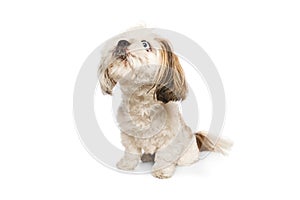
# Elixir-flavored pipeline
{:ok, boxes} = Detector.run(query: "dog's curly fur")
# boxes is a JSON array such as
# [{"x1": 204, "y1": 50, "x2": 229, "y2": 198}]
[{"x1": 98, "y1": 28, "x2": 231, "y2": 178}]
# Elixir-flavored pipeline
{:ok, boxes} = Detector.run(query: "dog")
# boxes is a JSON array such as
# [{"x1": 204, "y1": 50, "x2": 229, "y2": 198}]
[{"x1": 98, "y1": 28, "x2": 231, "y2": 178}]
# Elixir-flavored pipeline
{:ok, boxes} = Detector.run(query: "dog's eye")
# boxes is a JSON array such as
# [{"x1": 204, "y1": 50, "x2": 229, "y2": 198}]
[{"x1": 141, "y1": 40, "x2": 151, "y2": 51}]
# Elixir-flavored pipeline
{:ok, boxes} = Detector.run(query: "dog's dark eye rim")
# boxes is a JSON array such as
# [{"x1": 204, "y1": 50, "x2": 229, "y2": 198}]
[{"x1": 141, "y1": 40, "x2": 151, "y2": 51}]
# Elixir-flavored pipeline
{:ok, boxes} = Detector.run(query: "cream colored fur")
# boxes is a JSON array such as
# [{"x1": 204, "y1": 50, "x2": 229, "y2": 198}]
[{"x1": 98, "y1": 29, "x2": 227, "y2": 178}]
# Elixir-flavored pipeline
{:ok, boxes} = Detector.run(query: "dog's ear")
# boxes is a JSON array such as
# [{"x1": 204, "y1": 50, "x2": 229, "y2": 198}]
[
  {"x1": 153, "y1": 39, "x2": 187, "y2": 103},
  {"x1": 98, "y1": 61, "x2": 116, "y2": 95}
]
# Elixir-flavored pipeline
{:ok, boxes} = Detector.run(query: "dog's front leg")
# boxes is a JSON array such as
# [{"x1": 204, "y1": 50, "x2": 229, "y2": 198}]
[
  {"x1": 116, "y1": 133, "x2": 141, "y2": 171},
  {"x1": 152, "y1": 157, "x2": 176, "y2": 179},
  {"x1": 152, "y1": 146, "x2": 179, "y2": 178},
  {"x1": 152, "y1": 127, "x2": 195, "y2": 178}
]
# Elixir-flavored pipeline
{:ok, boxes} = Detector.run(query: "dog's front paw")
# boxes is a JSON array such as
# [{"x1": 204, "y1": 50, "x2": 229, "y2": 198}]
[
  {"x1": 152, "y1": 163, "x2": 176, "y2": 179},
  {"x1": 116, "y1": 157, "x2": 139, "y2": 171}
]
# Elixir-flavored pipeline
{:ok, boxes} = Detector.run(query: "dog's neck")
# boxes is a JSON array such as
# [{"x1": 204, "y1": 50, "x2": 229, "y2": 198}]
[{"x1": 119, "y1": 78, "x2": 155, "y2": 100}]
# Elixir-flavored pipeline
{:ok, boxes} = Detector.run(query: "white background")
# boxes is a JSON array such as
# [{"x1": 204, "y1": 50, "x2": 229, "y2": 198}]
[{"x1": 0, "y1": 0, "x2": 299, "y2": 199}]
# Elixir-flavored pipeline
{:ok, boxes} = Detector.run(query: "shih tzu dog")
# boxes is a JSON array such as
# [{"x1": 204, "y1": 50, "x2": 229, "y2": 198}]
[{"x1": 98, "y1": 28, "x2": 231, "y2": 178}]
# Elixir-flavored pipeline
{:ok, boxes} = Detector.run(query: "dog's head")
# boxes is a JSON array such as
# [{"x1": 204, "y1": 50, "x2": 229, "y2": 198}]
[{"x1": 98, "y1": 29, "x2": 187, "y2": 103}]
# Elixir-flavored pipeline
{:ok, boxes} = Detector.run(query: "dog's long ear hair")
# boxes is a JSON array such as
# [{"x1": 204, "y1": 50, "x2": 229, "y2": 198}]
[
  {"x1": 98, "y1": 61, "x2": 116, "y2": 95},
  {"x1": 153, "y1": 39, "x2": 187, "y2": 103}
]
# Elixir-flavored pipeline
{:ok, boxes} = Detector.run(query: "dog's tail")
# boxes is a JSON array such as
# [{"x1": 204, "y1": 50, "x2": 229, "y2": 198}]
[{"x1": 195, "y1": 131, "x2": 233, "y2": 155}]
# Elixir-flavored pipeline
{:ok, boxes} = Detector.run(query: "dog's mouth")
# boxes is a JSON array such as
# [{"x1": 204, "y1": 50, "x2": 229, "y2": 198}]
[{"x1": 118, "y1": 54, "x2": 127, "y2": 61}]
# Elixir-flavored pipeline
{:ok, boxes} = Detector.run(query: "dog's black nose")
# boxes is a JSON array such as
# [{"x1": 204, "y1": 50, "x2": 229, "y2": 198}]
[{"x1": 117, "y1": 40, "x2": 130, "y2": 48}]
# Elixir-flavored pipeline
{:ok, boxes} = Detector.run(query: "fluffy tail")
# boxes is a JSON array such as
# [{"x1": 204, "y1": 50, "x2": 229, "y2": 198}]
[{"x1": 195, "y1": 131, "x2": 232, "y2": 155}]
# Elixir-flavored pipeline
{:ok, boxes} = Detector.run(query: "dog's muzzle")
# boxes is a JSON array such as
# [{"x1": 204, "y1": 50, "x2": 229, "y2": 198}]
[{"x1": 113, "y1": 40, "x2": 130, "y2": 59}]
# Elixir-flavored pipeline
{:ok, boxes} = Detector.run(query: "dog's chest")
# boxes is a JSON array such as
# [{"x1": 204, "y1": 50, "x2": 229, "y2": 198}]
[
  {"x1": 117, "y1": 93, "x2": 170, "y2": 138},
  {"x1": 116, "y1": 87, "x2": 181, "y2": 152}
]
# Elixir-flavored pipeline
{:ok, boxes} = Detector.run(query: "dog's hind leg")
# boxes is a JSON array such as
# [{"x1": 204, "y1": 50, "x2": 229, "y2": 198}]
[{"x1": 177, "y1": 137, "x2": 200, "y2": 166}]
